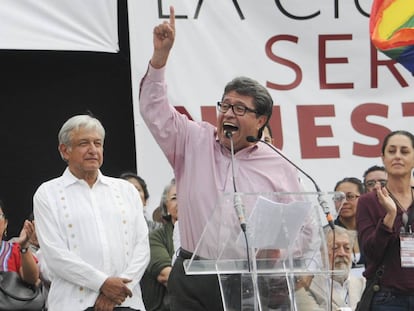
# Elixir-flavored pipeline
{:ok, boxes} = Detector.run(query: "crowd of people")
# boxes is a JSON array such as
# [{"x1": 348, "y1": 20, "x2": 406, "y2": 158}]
[{"x1": 1, "y1": 5, "x2": 414, "y2": 311}]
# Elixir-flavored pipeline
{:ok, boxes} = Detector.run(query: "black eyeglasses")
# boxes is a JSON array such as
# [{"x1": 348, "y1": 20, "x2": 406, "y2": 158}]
[
  {"x1": 217, "y1": 101, "x2": 257, "y2": 116},
  {"x1": 365, "y1": 179, "x2": 387, "y2": 188}
]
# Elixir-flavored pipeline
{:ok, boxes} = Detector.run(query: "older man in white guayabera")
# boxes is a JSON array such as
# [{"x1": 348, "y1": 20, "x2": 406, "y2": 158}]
[{"x1": 295, "y1": 225, "x2": 365, "y2": 311}]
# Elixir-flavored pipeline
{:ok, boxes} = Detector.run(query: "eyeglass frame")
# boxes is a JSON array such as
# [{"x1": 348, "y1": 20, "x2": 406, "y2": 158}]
[
  {"x1": 217, "y1": 101, "x2": 258, "y2": 116},
  {"x1": 344, "y1": 192, "x2": 360, "y2": 201},
  {"x1": 332, "y1": 192, "x2": 360, "y2": 202},
  {"x1": 365, "y1": 179, "x2": 387, "y2": 188}
]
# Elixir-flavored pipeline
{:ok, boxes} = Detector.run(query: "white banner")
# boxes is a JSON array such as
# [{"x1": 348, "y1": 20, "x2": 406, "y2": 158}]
[
  {"x1": 0, "y1": 0, "x2": 119, "y2": 52},
  {"x1": 129, "y1": 0, "x2": 414, "y2": 212}
]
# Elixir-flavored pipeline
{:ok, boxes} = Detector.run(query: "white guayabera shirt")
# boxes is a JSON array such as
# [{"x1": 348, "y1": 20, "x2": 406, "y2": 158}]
[{"x1": 34, "y1": 168, "x2": 150, "y2": 311}]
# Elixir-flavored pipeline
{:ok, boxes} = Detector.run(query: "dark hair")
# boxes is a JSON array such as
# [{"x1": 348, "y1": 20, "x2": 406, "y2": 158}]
[
  {"x1": 223, "y1": 77, "x2": 273, "y2": 139},
  {"x1": 119, "y1": 172, "x2": 149, "y2": 201},
  {"x1": 381, "y1": 130, "x2": 414, "y2": 154},
  {"x1": 334, "y1": 177, "x2": 364, "y2": 195},
  {"x1": 362, "y1": 165, "x2": 385, "y2": 181}
]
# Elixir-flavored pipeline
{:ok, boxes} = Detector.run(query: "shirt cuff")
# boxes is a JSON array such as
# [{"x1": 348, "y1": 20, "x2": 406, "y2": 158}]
[{"x1": 146, "y1": 62, "x2": 166, "y2": 83}]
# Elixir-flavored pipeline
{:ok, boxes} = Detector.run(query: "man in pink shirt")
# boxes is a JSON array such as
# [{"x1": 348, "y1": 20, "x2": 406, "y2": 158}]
[{"x1": 140, "y1": 6, "x2": 303, "y2": 311}]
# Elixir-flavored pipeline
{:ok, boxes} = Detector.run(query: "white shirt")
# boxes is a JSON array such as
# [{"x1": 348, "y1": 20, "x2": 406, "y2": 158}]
[
  {"x1": 33, "y1": 168, "x2": 150, "y2": 311},
  {"x1": 171, "y1": 220, "x2": 181, "y2": 265},
  {"x1": 295, "y1": 274, "x2": 365, "y2": 311},
  {"x1": 332, "y1": 278, "x2": 350, "y2": 307}
]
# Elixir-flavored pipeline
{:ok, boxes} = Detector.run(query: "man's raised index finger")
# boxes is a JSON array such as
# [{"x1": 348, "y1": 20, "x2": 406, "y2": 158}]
[{"x1": 170, "y1": 6, "x2": 175, "y2": 27}]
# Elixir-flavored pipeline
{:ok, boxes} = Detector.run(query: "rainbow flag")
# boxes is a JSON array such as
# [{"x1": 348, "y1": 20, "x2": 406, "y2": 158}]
[{"x1": 370, "y1": 0, "x2": 414, "y2": 75}]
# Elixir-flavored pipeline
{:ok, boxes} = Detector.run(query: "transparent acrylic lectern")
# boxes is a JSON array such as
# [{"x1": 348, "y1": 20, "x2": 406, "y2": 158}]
[{"x1": 183, "y1": 192, "x2": 345, "y2": 311}]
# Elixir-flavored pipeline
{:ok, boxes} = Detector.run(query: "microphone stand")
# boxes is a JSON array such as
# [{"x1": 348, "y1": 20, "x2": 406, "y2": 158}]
[
  {"x1": 226, "y1": 131, "x2": 263, "y2": 311},
  {"x1": 227, "y1": 131, "x2": 247, "y2": 231}
]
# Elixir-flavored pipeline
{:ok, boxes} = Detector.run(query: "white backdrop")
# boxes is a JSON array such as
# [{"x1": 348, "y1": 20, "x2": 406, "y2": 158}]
[
  {"x1": 0, "y1": 1, "x2": 412, "y2": 215},
  {"x1": 129, "y1": 0, "x2": 414, "y2": 214},
  {"x1": 0, "y1": 0, "x2": 119, "y2": 52}
]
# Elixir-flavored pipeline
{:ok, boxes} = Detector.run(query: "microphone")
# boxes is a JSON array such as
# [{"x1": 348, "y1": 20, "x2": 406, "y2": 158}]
[
  {"x1": 246, "y1": 135, "x2": 335, "y2": 229},
  {"x1": 226, "y1": 131, "x2": 247, "y2": 232}
]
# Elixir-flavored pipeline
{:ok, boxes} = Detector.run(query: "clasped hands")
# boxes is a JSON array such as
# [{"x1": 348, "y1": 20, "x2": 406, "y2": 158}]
[
  {"x1": 17, "y1": 220, "x2": 35, "y2": 248},
  {"x1": 94, "y1": 277, "x2": 133, "y2": 311}
]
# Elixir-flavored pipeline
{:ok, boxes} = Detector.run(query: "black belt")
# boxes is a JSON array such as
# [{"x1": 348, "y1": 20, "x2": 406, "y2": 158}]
[{"x1": 178, "y1": 248, "x2": 201, "y2": 260}]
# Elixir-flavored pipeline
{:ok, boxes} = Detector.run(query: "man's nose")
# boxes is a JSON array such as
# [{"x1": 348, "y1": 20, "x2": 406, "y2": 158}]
[
  {"x1": 87, "y1": 143, "x2": 98, "y2": 152},
  {"x1": 335, "y1": 247, "x2": 347, "y2": 257}
]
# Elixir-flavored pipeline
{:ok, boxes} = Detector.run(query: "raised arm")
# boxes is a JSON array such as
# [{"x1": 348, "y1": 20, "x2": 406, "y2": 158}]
[
  {"x1": 375, "y1": 184, "x2": 397, "y2": 229},
  {"x1": 151, "y1": 6, "x2": 175, "y2": 68},
  {"x1": 17, "y1": 220, "x2": 40, "y2": 285}
]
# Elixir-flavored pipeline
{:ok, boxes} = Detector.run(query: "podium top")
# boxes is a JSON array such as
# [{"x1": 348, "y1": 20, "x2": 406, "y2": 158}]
[{"x1": 184, "y1": 192, "x2": 344, "y2": 275}]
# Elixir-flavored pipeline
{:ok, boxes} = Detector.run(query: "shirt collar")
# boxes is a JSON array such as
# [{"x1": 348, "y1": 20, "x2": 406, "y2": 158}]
[
  {"x1": 332, "y1": 274, "x2": 351, "y2": 289},
  {"x1": 62, "y1": 167, "x2": 110, "y2": 187},
  {"x1": 215, "y1": 132, "x2": 259, "y2": 156}
]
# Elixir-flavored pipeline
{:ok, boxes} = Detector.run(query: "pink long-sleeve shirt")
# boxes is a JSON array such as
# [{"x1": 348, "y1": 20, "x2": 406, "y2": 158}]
[{"x1": 139, "y1": 64, "x2": 302, "y2": 252}]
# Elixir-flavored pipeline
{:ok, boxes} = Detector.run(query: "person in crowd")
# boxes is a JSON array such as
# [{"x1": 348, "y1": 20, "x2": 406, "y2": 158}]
[
  {"x1": 139, "y1": 6, "x2": 306, "y2": 311},
  {"x1": 333, "y1": 177, "x2": 365, "y2": 271},
  {"x1": 26, "y1": 213, "x2": 40, "y2": 253},
  {"x1": 0, "y1": 200, "x2": 39, "y2": 285},
  {"x1": 141, "y1": 178, "x2": 177, "y2": 311},
  {"x1": 295, "y1": 225, "x2": 365, "y2": 311},
  {"x1": 357, "y1": 130, "x2": 414, "y2": 310},
  {"x1": 120, "y1": 171, "x2": 162, "y2": 231},
  {"x1": 152, "y1": 206, "x2": 166, "y2": 225},
  {"x1": 362, "y1": 165, "x2": 387, "y2": 193},
  {"x1": 25, "y1": 213, "x2": 49, "y2": 282},
  {"x1": 120, "y1": 172, "x2": 150, "y2": 207},
  {"x1": 33, "y1": 114, "x2": 150, "y2": 311},
  {"x1": 26, "y1": 212, "x2": 52, "y2": 309},
  {"x1": 262, "y1": 123, "x2": 274, "y2": 145}
]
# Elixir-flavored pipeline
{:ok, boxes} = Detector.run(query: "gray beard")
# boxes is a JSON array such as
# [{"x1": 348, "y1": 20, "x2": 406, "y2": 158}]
[{"x1": 333, "y1": 262, "x2": 350, "y2": 284}]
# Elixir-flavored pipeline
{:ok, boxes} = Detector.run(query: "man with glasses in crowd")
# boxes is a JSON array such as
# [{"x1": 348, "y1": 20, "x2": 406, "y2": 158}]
[
  {"x1": 362, "y1": 165, "x2": 387, "y2": 193},
  {"x1": 139, "y1": 6, "x2": 306, "y2": 311}
]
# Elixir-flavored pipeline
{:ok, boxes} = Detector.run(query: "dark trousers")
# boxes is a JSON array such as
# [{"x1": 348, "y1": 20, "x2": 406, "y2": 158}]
[
  {"x1": 371, "y1": 290, "x2": 414, "y2": 311},
  {"x1": 168, "y1": 250, "x2": 290, "y2": 311},
  {"x1": 168, "y1": 253, "x2": 224, "y2": 311}
]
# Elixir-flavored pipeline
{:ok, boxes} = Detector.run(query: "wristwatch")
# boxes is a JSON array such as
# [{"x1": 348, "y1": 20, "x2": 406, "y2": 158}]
[{"x1": 20, "y1": 247, "x2": 29, "y2": 254}]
